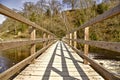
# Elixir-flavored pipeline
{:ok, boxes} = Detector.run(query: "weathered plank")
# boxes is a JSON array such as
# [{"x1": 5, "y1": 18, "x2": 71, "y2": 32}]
[
  {"x1": 67, "y1": 4, "x2": 120, "y2": 34},
  {"x1": 0, "y1": 38, "x2": 53, "y2": 50},
  {"x1": 0, "y1": 4, "x2": 55, "y2": 36},
  {"x1": 0, "y1": 41, "x2": 56, "y2": 80},
  {"x1": 13, "y1": 41, "x2": 104, "y2": 80},
  {"x1": 65, "y1": 38, "x2": 120, "y2": 53}
]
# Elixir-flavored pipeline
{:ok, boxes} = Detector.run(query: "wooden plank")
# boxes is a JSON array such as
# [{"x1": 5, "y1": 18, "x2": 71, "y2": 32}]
[
  {"x1": 0, "y1": 41, "x2": 56, "y2": 80},
  {"x1": 0, "y1": 38, "x2": 53, "y2": 51},
  {"x1": 64, "y1": 41, "x2": 120, "y2": 80},
  {"x1": 84, "y1": 27, "x2": 89, "y2": 64},
  {"x1": 14, "y1": 41, "x2": 104, "y2": 80},
  {"x1": 67, "y1": 4, "x2": 120, "y2": 34},
  {"x1": 65, "y1": 38, "x2": 120, "y2": 53},
  {"x1": 0, "y1": 4, "x2": 55, "y2": 36}
]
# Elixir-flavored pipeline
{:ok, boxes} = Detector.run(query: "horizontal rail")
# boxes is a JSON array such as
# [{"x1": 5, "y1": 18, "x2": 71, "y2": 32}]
[
  {"x1": 65, "y1": 38, "x2": 120, "y2": 52},
  {"x1": 63, "y1": 41, "x2": 120, "y2": 80},
  {"x1": 0, "y1": 4, "x2": 55, "y2": 36},
  {"x1": 67, "y1": 4, "x2": 120, "y2": 34},
  {"x1": 0, "y1": 38, "x2": 53, "y2": 50},
  {"x1": 0, "y1": 40, "x2": 56, "y2": 80}
]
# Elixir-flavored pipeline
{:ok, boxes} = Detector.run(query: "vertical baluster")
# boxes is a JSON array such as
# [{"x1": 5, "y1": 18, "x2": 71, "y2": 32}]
[
  {"x1": 74, "y1": 31, "x2": 77, "y2": 48},
  {"x1": 70, "y1": 33, "x2": 72, "y2": 46},
  {"x1": 47, "y1": 34, "x2": 50, "y2": 44},
  {"x1": 30, "y1": 27, "x2": 36, "y2": 55},
  {"x1": 43, "y1": 33, "x2": 46, "y2": 47},
  {"x1": 84, "y1": 27, "x2": 89, "y2": 64}
]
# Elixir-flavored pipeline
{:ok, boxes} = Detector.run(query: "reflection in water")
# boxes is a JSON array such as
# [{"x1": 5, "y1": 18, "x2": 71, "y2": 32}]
[
  {"x1": 0, "y1": 43, "x2": 43, "y2": 73},
  {"x1": 0, "y1": 46, "x2": 30, "y2": 73},
  {"x1": 0, "y1": 56, "x2": 13, "y2": 73}
]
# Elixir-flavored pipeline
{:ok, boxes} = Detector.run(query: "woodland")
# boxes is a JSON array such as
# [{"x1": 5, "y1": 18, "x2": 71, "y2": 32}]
[{"x1": 0, "y1": 0, "x2": 119, "y2": 42}]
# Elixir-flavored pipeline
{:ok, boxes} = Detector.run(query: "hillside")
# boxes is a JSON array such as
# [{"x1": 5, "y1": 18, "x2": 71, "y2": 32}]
[{"x1": 0, "y1": 1, "x2": 119, "y2": 41}]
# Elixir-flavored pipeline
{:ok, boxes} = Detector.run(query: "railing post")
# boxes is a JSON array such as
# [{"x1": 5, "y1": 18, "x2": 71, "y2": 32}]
[
  {"x1": 43, "y1": 33, "x2": 46, "y2": 47},
  {"x1": 84, "y1": 27, "x2": 89, "y2": 64},
  {"x1": 30, "y1": 27, "x2": 36, "y2": 55},
  {"x1": 70, "y1": 33, "x2": 72, "y2": 46},
  {"x1": 47, "y1": 34, "x2": 50, "y2": 44},
  {"x1": 74, "y1": 31, "x2": 77, "y2": 48},
  {"x1": 65, "y1": 34, "x2": 69, "y2": 43}
]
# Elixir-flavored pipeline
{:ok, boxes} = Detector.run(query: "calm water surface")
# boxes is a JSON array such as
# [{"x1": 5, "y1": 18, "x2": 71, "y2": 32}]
[
  {"x1": 0, "y1": 44, "x2": 43, "y2": 73},
  {"x1": 0, "y1": 46, "x2": 30, "y2": 73}
]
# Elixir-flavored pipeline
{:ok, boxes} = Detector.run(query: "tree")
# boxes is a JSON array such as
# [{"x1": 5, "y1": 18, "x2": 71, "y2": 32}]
[
  {"x1": 96, "y1": 3, "x2": 109, "y2": 14},
  {"x1": 63, "y1": 0, "x2": 78, "y2": 9}
]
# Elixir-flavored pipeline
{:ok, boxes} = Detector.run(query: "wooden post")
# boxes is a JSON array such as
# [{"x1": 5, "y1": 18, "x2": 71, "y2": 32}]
[
  {"x1": 84, "y1": 27, "x2": 89, "y2": 64},
  {"x1": 65, "y1": 34, "x2": 68, "y2": 42},
  {"x1": 74, "y1": 31, "x2": 77, "y2": 48},
  {"x1": 47, "y1": 34, "x2": 50, "y2": 44},
  {"x1": 30, "y1": 27, "x2": 36, "y2": 55},
  {"x1": 70, "y1": 33, "x2": 72, "y2": 46},
  {"x1": 43, "y1": 33, "x2": 46, "y2": 47}
]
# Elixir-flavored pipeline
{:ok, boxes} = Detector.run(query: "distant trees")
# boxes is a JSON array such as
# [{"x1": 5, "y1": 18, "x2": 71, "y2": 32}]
[
  {"x1": 0, "y1": 0, "x2": 119, "y2": 41},
  {"x1": 63, "y1": 0, "x2": 75, "y2": 9},
  {"x1": 96, "y1": 3, "x2": 109, "y2": 14}
]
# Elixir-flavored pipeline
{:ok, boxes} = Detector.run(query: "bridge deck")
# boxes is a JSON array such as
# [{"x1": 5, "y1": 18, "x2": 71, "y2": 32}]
[{"x1": 14, "y1": 41, "x2": 104, "y2": 80}]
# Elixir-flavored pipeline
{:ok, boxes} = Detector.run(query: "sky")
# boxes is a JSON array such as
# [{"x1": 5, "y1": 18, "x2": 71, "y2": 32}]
[
  {"x1": 0, "y1": 0, "x2": 39, "y2": 24},
  {"x1": 0, "y1": 0, "x2": 102, "y2": 24}
]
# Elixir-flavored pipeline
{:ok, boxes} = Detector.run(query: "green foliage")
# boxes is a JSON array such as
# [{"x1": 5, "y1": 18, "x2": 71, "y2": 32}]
[
  {"x1": 96, "y1": 3, "x2": 109, "y2": 14},
  {"x1": 0, "y1": 0, "x2": 119, "y2": 42}
]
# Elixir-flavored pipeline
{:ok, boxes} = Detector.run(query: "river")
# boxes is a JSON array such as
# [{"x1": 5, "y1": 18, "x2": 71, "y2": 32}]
[{"x1": 0, "y1": 45, "x2": 120, "y2": 77}]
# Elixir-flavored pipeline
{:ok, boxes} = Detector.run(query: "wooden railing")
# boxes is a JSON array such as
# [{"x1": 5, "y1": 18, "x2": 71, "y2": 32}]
[
  {"x1": 0, "y1": 3, "x2": 120, "y2": 80},
  {"x1": 63, "y1": 4, "x2": 120, "y2": 80},
  {"x1": 0, "y1": 38, "x2": 54, "y2": 50},
  {"x1": 0, "y1": 4, "x2": 55, "y2": 36},
  {"x1": 0, "y1": 41, "x2": 56, "y2": 80},
  {"x1": 0, "y1": 3, "x2": 56, "y2": 80}
]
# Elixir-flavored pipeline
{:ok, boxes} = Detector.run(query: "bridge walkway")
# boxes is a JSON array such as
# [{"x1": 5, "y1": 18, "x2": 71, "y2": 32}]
[{"x1": 14, "y1": 41, "x2": 104, "y2": 80}]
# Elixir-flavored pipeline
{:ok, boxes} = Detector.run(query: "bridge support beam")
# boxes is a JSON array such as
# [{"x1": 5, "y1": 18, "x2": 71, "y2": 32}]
[
  {"x1": 84, "y1": 27, "x2": 89, "y2": 64},
  {"x1": 30, "y1": 27, "x2": 36, "y2": 55},
  {"x1": 74, "y1": 31, "x2": 77, "y2": 48},
  {"x1": 43, "y1": 33, "x2": 46, "y2": 47},
  {"x1": 70, "y1": 33, "x2": 72, "y2": 46}
]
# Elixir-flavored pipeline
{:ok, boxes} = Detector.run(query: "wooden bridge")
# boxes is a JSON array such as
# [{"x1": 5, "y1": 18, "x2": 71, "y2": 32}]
[{"x1": 0, "y1": 3, "x2": 120, "y2": 80}]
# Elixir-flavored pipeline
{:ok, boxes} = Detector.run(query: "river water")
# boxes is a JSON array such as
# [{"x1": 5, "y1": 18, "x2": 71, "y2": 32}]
[
  {"x1": 0, "y1": 45, "x2": 120, "y2": 77},
  {"x1": 90, "y1": 48, "x2": 120, "y2": 76},
  {"x1": 0, "y1": 43, "x2": 43, "y2": 73}
]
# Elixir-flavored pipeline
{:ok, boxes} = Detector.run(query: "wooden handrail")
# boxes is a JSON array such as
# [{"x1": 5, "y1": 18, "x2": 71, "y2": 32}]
[
  {"x1": 65, "y1": 38, "x2": 120, "y2": 53},
  {"x1": 67, "y1": 4, "x2": 120, "y2": 34},
  {"x1": 0, "y1": 4, "x2": 55, "y2": 36},
  {"x1": 0, "y1": 38, "x2": 54, "y2": 50},
  {"x1": 63, "y1": 41, "x2": 120, "y2": 80},
  {"x1": 0, "y1": 40, "x2": 56, "y2": 80}
]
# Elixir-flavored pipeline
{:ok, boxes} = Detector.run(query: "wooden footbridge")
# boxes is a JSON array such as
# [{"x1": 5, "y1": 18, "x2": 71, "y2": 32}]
[{"x1": 0, "y1": 3, "x2": 120, "y2": 80}]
